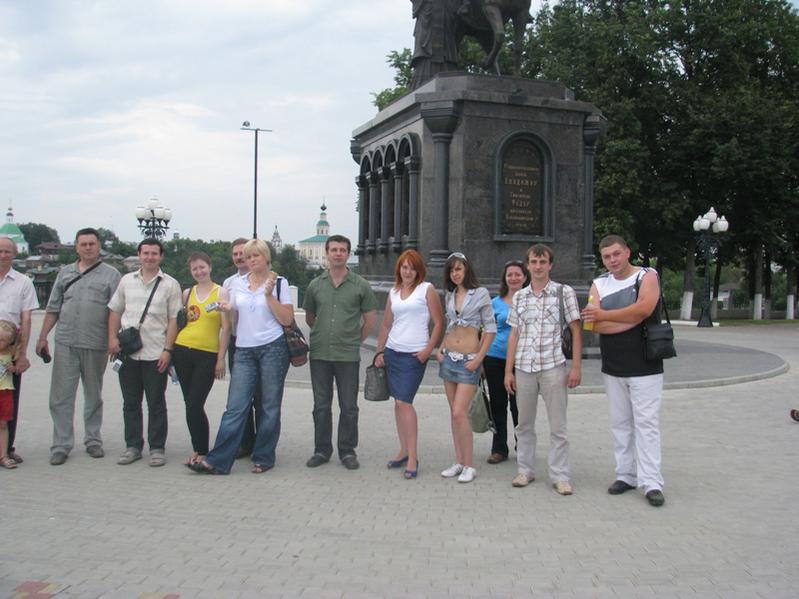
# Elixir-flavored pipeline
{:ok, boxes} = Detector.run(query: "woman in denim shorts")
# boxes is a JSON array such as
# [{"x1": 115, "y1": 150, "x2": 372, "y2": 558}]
[
  {"x1": 435, "y1": 253, "x2": 496, "y2": 483},
  {"x1": 375, "y1": 250, "x2": 444, "y2": 479}
]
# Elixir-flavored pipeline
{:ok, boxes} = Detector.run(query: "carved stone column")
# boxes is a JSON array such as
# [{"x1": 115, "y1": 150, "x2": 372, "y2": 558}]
[
  {"x1": 405, "y1": 157, "x2": 420, "y2": 250},
  {"x1": 379, "y1": 166, "x2": 392, "y2": 254},
  {"x1": 582, "y1": 114, "x2": 602, "y2": 279},
  {"x1": 391, "y1": 162, "x2": 404, "y2": 252},
  {"x1": 356, "y1": 174, "x2": 368, "y2": 256},
  {"x1": 421, "y1": 101, "x2": 461, "y2": 267},
  {"x1": 367, "y1": 171, "x2": 379, "y2": 254}
]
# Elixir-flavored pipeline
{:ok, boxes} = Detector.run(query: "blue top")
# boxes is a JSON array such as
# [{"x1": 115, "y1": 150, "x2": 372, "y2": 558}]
[{"x1": 487, "y1": 295, "x2": 511, "y2": 360}]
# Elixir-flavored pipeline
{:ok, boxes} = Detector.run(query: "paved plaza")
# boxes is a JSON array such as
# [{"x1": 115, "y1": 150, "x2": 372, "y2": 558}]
[{"x1": 1, "y1": 312, "x2": 797, "y2": 598}]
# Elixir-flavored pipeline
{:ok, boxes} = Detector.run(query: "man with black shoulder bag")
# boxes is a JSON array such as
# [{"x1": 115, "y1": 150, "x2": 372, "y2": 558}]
[
  {"x1": 582, "y1": 234, "x2": 667, "y2": 508},
  {"x1": 108, "y1": 238, "x2": 181, "y2": 467}
]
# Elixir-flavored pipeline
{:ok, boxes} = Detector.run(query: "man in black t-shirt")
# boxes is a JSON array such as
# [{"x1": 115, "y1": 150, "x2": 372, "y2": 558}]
[{"x1": 582, "y1": 235, "x2": 665, "y2": 508}]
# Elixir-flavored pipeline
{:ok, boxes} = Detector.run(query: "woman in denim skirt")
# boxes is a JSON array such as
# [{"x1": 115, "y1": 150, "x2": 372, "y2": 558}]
[
  {"x1": 435, "y1": 253, "x2": 496, "y2": 483},
  {"x1": 375, "y1": 250, "x2": 444, "y2": 479},
  {"x1": 190, "y1": 239, "x2": 293, "y2": 475}
]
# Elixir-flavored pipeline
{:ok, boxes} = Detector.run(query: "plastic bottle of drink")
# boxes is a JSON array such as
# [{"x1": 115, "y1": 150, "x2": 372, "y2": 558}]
[{"x1": 583, "y1": 295, "x2": 595, "y2": 331}]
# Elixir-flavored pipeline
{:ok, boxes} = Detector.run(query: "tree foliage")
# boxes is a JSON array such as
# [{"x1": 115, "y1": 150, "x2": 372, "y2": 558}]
[{"x1": 19, "y1": 222, "x2": 60, "y2": 248}]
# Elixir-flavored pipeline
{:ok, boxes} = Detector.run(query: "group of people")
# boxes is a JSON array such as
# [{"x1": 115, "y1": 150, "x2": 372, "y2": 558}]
[{"x1": 3, "y1": 229, "x2": 667, "y2": 506}]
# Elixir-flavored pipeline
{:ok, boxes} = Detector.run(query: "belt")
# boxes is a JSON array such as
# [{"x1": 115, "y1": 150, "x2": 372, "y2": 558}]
[{"x1": 443, "y1": 348, "x2": 478, "y2": 362}]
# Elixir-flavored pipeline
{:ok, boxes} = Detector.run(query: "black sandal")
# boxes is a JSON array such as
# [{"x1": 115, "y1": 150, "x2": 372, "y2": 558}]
[
  {"x1": 189, "y1": 460, "x2": 220, "y2": 474},
  {"x1": 251, "y1": 463, "x2": 273, "y2": 474},
  {"x1": 791, "y1": 409, "x2": 799, "y2": 423}
]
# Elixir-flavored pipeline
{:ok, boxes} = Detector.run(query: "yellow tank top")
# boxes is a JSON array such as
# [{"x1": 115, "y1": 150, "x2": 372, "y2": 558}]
[{"x1": 175, "y1": 285, "x2": 222, "y2": 353}]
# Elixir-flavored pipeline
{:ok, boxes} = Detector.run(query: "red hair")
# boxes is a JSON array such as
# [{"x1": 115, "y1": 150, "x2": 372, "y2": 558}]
[{"x1": 394, "y1": 250, "x2": 426, "y2": 289}]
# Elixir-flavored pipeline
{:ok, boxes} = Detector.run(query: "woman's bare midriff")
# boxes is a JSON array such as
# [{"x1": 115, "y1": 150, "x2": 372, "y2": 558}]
[{"x1": 443, "y1": 325, "x2": 480, "y2": 354}]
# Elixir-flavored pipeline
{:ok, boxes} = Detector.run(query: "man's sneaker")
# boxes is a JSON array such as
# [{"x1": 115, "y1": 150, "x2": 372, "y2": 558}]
[
  {"x1": 86, "y1": 445, "x2": 104, "y2": 459},
  {"x1": 512, "y1": 473, "x2": 534, "y2": 487},
  {"x1": 306, "y1": 454, "x2": 330, "y2": 468},
  {"x1": 607, "y1": 480, "x2": 635, "y2": 495},
  {"x1": 553, "y1": 481, "x2": 573, "y2": 495},
  {"x1": 149, "y1": 450, "x2": 166, "y2": 467},
  {"x1": 341, "y1": 455, "x2": 360, "y2": 470},
  {"x1": 49, "y1": 452, "x2": 68, "y2": 466},
  {"x1": 441, "y1": 463, "x2": 464, "y2": 478},
  {"x1": 457, "y1": 466, "x2": 477, "y2": 483},
  {"x1": 117, "y1": 448, "x2": 142, "y2": 465},
  {"x1": 646, "y1": 489, "x2": 665, "y2": 507}
]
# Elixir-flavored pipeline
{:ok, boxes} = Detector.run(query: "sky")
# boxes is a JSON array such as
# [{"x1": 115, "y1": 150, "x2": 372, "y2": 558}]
[{"x1": 0, "y1": 0, "x2": 427, "y2": 246}]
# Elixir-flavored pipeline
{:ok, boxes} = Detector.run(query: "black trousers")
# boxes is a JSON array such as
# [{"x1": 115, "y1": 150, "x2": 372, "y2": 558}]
[
  {"x1": 483, "y1": 356, "x2": 518, "y2": 457},
  {"x1": 228, "y1": 338, "x2": 262, "y2": 455},
  {"x1": 6, "y1": 372, "x2": 21, "y2": 454},
  {"x1": 118, "y1": 359, "x2": 168, "y2": 452},
  {"x1": 173, "y1": 346, "x2": 217, "y2": 454}
]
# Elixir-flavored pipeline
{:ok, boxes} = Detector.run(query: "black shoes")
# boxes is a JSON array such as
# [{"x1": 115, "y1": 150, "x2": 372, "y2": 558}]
[
  {"x1": 646, "y1": 490, "x2": 665, "y2": 507},
  {"x1": 607, "y1": 480, "x2": 636, "y2": 495},
  {"x1": 305, "y1": 454, "x2": 330, "y2": 468},
  {"x1": 341, "y1": 455, "x2": 360, "y2": 470}
]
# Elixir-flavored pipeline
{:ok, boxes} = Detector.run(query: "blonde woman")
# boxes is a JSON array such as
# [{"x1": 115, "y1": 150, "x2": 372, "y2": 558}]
[{"x1": 191, "y1": 239, "x2": 293, "y2": 475}]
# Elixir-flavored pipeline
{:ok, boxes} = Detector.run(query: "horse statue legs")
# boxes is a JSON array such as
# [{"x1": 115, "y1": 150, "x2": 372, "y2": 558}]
[{"x1": 480, "y1": 2, "x2": 506, "y2": 72}]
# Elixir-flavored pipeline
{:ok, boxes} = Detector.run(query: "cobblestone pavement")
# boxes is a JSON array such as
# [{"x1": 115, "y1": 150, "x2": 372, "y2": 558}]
[{"x1": 1, "y1": 313, "x2": 796, "y2": 598}]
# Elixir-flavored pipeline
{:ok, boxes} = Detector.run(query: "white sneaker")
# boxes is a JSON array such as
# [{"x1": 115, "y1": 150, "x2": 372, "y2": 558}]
[
  {"x1": 457, "y1": 466, "x2": 477, "y2": 483},
  {"x1": 441, "y1": 463, "x2": 464, "y2": 478}
]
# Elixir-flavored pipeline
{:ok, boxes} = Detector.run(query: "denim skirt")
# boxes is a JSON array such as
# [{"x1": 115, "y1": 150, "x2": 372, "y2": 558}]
[
  {"x1": 385, "y1": 347, "x2": 426, "y2": 404},
  {"x1": 438, "y1": 351, "x2": 481, "y2": 385}
]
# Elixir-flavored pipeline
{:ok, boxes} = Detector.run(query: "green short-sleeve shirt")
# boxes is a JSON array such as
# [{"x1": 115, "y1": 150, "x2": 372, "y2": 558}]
[{"x1": 303, "y1": 269, "x2": 378, "y2": 362}]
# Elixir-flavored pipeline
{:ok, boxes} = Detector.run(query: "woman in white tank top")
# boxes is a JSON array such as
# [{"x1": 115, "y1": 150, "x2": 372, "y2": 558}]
[{"x1": 375, "y1": 250, "x2": 444, "y2": 479}]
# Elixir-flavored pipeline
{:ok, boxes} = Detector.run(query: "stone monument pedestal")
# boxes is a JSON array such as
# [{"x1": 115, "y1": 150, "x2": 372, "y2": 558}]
[{"x1": 351, "y1": 72, "x2": 603, "y2": 292}]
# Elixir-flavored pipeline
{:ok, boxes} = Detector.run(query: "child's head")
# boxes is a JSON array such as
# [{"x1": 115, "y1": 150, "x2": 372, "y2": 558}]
[{"x1": 0, "y1": 320, "x2": 17, "y2": 351}]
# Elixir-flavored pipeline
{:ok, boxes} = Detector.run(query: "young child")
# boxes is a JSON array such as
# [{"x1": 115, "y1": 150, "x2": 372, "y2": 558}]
[{"x1": 0, "y1": 320, "x2": 18, "y2": 469}]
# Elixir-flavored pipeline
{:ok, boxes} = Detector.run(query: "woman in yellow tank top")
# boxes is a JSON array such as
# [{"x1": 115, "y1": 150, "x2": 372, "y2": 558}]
[{"x1": 173, "y1": 252, "x2": 231, "y2": 467}]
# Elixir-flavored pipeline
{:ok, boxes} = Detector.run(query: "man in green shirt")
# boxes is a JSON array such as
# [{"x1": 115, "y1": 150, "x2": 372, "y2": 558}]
[{"x1": 303, "y1": 235, "x2": 377, "y2": 470}]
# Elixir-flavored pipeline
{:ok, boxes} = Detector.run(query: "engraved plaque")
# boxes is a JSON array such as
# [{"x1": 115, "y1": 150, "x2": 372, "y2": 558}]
[{"x1": 500, "y1": 139, "x2": 543, "y2": 236}]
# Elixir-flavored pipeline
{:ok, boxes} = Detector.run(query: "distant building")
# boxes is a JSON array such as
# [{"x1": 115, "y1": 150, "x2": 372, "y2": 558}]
[
  {"x1": 270, "y1": 225, "x2": 283, "y2": 253},
  {"x1": 298, "y1": 204, "x2": 330, "y2": 268},
  {"x1": 0, "y1": 205, "x2": 29, "y2": 254}
]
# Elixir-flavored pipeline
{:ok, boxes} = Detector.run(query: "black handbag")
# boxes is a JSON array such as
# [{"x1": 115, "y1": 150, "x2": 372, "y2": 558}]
[
  {"x1": 118, "y1": 277, "x2": 161, "y2": 356},
  {"x1": 364, "y1": 353, "x2": 390, "y2": 401},
  {"x1": 176, "y1": 286, "x2": 191, "y2": 331},
  {"x1": 276, "y1": 277, "x2": 309, "y2": 367},
  {"x1": 557, "y1": 284, "x2": 573, "y2": 360},
  {"x1": 635, "y1": 270, "x2": 677, "y2": 361}
]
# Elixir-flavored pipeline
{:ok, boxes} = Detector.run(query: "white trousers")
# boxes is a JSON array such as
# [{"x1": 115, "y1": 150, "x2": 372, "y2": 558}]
[
  {"x1": 603, "y1": 373, "x2": 664, "y2": 493},
  {"x1": 515, "y1": 365, "x2": 570, "y2": 483}
]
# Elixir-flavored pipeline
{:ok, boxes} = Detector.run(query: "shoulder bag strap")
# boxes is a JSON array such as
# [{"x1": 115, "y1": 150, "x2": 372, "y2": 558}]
[
  {"x1": 634, "y1": 268, "x2": 670, "y2": 324},
  {"x1": 557, "y1": 283, "x2": 564, "y2": 330},
  {"x1": 138, "y1": 276, "x2": 162, "y2": 326},
  {"x1": 62, "y1": 260, "x2": 104, "y2": 294}
]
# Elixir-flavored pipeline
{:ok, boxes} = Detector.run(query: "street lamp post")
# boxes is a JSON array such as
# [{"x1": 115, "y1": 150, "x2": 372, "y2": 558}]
[
  {"x1": 693, "y1": 207, "x2": 730, "y2": 327},
  {"x1": 241, "y1": 121, "x2": 272, "y2": 239},
  {"x1": 135, "y1": 198, "x2": 172, "y2": 239}
]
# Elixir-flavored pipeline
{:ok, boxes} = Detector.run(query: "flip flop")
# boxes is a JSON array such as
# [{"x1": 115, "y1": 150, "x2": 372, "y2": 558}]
[
  {"x1": 251, "y1": 463, "x2": 273, "y2": 474},
  {"x1": 0, "y1": 456, "x2": 18, "y2": 469}
]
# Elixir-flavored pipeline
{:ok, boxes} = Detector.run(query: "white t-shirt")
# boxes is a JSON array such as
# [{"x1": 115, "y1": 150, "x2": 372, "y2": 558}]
[
  {"x1": 230, "y1": 275, "x2": 292, "y2": 347},
  {"x1": 386, "y1": 282, "x2": 432, "y2": 353}
]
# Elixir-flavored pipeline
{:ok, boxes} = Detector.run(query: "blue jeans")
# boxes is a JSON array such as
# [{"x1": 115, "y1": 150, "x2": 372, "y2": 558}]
[{"x1": 206, "y1": 336, "x2": 289, "y2": 473}]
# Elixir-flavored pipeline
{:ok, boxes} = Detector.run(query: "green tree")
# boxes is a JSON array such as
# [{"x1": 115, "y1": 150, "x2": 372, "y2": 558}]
[{"x1": 19, "y1": 222, "x2": 60, "y2": 248}]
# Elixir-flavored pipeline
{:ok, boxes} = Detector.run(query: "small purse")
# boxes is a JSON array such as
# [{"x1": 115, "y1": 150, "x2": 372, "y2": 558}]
[
  {"x1": 557, "y1": 284, "x2": 573, "y2": 360},
  {"x1": 176, "y1": 287, "x2": 192, "y2": 331},
  {"x1": 636, "y1": 270, "x2": 677, "y2": 361},
  {"x1": 468, "y1": 376, "x2": 496, "y2": 434},
  {"x1": 364, "y1": 353, "x2": 389, "y2": 401},
  {"x1": 118, "y1": 277, "x2": 161, "y2": 356},
  {"x1": 275, "y1": 277, "x2": 309, "y2": 367}
]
